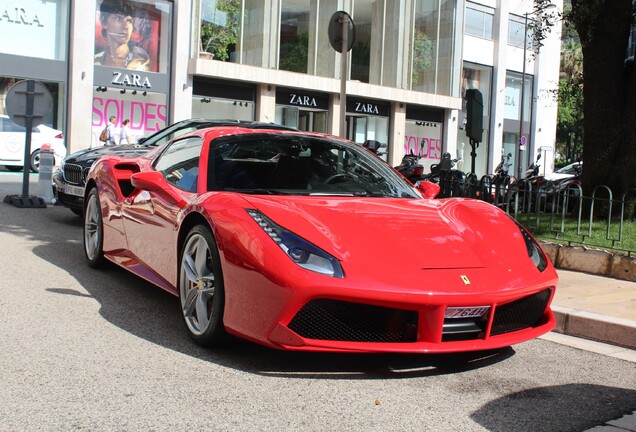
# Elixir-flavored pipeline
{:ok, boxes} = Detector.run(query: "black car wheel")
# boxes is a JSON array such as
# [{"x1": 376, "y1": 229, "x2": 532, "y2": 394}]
[
  {"x1": 179, "y1": 225, "x2": 227, "y2": 347},
  {"x1": 29, "y1": 150, "x2": 40, "y2": 173},
  {"x1": 83, "y1": 188, "x2": 105, "y2": 268}
]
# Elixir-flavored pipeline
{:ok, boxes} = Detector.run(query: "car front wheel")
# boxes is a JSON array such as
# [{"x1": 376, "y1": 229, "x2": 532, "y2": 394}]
[
  {"x1": 83, "y1": 187, "x2": 105, "y2": 268},
  {"x1": 179, "y1": 225, "x2": 227, "y2": 347}
]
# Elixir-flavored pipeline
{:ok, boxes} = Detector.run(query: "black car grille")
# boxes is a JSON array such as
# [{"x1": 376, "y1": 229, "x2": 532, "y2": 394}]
[
  {"x1": 63, "y1": 163, "x2": 87, "y2": 186},
  {"x1": 288, "y1": 299, "x2": 418, "y2": 343},
  {"x1": 490, "y1": 289, "x2": 551, "y2": 336}
]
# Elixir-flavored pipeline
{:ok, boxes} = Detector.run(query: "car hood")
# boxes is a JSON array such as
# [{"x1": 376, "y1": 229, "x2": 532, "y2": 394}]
[
  {"x1": 242, "y1": 196, "x2": 529, "y2": 274},
  {"x1": 64, "y1": 144, "x2": 153, "y2": 166}
]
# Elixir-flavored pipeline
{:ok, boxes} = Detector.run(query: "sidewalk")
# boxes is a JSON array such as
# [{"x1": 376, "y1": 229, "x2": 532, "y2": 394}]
[{"x1": 552, "y1": 269, "x2": 636, "y2": 351}]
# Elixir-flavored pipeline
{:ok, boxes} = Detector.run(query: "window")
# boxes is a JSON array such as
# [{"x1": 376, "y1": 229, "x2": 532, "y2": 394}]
[
  {"x1": 465, "y1": 4, "x2": 494, "y2": 39},
  {"x1": 508, "y1": 15, "x2": 532, "y2": 49},
  {"x1": 154, "y1": 137, "x2": 202, "y2": 192}
]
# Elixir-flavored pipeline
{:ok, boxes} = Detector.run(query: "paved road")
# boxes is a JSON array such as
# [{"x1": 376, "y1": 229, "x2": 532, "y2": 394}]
[{"x1": 0, "y1": 172, "x2": 635, "y2": 431}]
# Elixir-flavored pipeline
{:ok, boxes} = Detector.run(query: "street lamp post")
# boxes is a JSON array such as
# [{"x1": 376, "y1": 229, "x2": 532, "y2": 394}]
[{"x1": 517, "y1": 12, "x2": 529, "y2": 181}]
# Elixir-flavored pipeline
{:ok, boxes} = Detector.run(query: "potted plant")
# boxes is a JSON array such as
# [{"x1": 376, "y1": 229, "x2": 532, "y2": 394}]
[{"x1": 199, "y1": 0, "x2": 240, "y2": 61}]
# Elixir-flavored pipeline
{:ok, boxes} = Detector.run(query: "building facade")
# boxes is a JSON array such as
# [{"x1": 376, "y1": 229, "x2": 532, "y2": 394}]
[{"x1": 0, "y1": 0, "x2": 562, "y2": 178}]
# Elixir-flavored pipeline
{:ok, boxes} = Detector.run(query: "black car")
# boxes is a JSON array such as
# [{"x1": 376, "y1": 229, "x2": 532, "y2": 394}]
[{"x1": 53, "y1": 119, "x2": 296, "y2": 215}]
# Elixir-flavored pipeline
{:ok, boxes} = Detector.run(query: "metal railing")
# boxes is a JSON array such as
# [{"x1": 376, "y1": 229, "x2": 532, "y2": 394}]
[{"x1": 431, "y1": 173, "x2": 636, "y2": 256}]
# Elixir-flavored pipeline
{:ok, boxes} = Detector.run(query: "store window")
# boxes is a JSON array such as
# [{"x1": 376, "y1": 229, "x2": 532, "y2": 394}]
[
  {"x1": 275, "y1": 89, "x2": 328, "y2": 132},
  {"x1": 504, "y1": 71, "x2": 533, "y2": 123},
  {"x1": 0, "y1": 0, "x2": 69, "y2": 60},
  {"x1": 405, "y1": 105, "x2": 444, "y2": 174},
  {"x1": 411, "y1": 0, "x2": 460, "y2": 96},
  {"x1": 279, "y1": 1, "x2": 310, "y2": 73},
  {"x1": 199, "y1": 0, "x2": 240, "y2": 62},
  {"x1": 346, "y1": 98, "x2": 389, "y2": 161},
  {"x1": 192, "y1": 78, "x2": 255, "y2": 121},
  {"x1": 503, "y1": 71, "x2": 534, "y2": 177},
  {"x1": 457, "y1": 63, "x2": 492, "y2": 177},
  {"x1": 465, "y1": 3, "x2": 494, "y2": 40},
  {"x1": 508, "y1": 15, "x2": 532, "y2": 49},
  {"x1": 93, "y1": 0, "x2": 172, "y2": 147},
  {"x1": 350, "y1": 0, "x2": 373, "y2": 83},
  {"x1": 92, "y1": 88, "x2": 167, "y2": 147},
  {"x1": 404, "y1": 119, "x2": 443, "y2": 175}
]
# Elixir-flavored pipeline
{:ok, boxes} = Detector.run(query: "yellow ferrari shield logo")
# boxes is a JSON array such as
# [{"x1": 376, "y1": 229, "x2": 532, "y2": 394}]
[{"x1": 460, "y1": 275, "x2": 471, "y2": 285}]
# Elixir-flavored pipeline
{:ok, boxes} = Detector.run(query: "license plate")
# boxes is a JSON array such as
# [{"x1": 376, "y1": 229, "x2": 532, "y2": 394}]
[
  {"x1": 444, "y1": 306, "x2": 490, "y2": 319},
  {"x1": 64, "y1": 184, "x2": 84, "y2": 197}
]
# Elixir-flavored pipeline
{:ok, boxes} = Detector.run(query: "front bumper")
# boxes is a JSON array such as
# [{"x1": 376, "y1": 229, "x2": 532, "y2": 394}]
[{"x1": 52, "y1": 168, "x2": 84, "y2": 212}]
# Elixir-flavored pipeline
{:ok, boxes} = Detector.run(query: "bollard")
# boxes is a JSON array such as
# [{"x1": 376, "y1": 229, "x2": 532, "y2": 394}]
[{"x1": 38, "y1": 144, "x2": 55, "y2": 204}]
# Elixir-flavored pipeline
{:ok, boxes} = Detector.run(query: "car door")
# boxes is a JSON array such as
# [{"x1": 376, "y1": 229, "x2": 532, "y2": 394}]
[{"x1": 122, "y1": 136, "x2": 203, "y2": 287}]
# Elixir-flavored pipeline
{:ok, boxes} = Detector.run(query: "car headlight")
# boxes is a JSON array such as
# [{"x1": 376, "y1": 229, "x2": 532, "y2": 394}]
[
  {"x1": 246, "y1": 209, "x2": 344, "y2": 278},
  {"x1": 513, "y1": 219, "x2": 548, "y2": 272}
]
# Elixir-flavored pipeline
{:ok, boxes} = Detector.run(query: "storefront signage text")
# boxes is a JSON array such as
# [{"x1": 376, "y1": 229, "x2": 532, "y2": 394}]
[
  {"x1": 289, "y1": 93, "x2": 317, "y2": 107},
  {"x1": 347, "y1": 99, "x2": 389, "y2": 117},
  {"x1": 111, "y1": 72, "x2": 152, "y2": 89},
  {"x1": 354, "y1": 102, "x2": 379, "y2": 115},
  {"x1": 404, "y1": 135, "x2": 442, "y2": 160},
  {"x1": 93, "y1": 97, "x2": 167, "y2": 132},
  {"x1": 0, "y1": 6, "x2": 44, "y2": 27}
]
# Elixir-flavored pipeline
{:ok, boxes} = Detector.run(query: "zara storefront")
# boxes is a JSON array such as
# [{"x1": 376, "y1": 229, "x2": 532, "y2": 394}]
[
  {"x1": 3, "y1": 0, "x2": 462, "y2": 168},
  {"x1": 0, "y1": 0, "x2": 69, "y2": 136}
]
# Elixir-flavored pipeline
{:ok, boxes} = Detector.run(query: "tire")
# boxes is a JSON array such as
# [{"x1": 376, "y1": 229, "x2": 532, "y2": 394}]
[
  {"x1": 29, "y1": 150, "x2": 40, "y2": 173},
  {"x1": 71, "y1": 208, "x2": 83, "y2": 216},
  {"x1": 83, "y1": 188, "x2": 105, "y2": 268},
  {"x1": 179, "y1": 225, "x2": 227, "y2": 347}
]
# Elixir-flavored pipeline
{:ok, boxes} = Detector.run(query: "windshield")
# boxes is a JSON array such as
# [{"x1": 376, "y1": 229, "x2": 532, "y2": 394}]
[
  {"x1": 207, "y1": 133, "x2": 419, "y2": 198},
  {"x1": 556, "y1": 163, "x2": 582, "y2": 175}
]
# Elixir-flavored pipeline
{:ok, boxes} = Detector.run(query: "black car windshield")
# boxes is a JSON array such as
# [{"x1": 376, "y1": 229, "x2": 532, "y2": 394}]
[{"x1": 207, "y1": 133, "x2": 419, "y2": 198}]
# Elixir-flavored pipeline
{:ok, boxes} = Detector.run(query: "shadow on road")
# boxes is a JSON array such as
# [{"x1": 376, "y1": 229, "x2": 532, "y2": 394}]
[
  {"x1": 471, "y1": 383, "x2": 636, "y2": 432},
  {"x1": 1, "y1": 175, "x2": 515, "y2": 379}
]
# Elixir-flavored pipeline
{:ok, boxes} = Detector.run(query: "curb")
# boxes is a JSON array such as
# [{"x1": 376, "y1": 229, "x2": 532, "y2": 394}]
[
  {"x1": 552, "y1": 306, "x2": 636, "y2": 350},
  {"x1": 541, "y1": 242, "x2": 636, "y2": 282}
]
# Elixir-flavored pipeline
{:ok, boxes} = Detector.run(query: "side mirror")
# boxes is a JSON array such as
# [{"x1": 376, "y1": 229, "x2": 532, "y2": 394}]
[
  {"x1": 130, "y1": 171, "x2": 186, "y2": 206},
  {"x1": 131, "y1": 170, "x2": 165, "y2": 192},
  {"x1": 417, "y1": 181, "x2": 440, "y2": 199}
]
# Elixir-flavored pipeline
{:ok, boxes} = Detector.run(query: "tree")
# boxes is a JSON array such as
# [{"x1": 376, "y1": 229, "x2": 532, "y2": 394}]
[
  {"x1": 541, "y1": 0, "x2": 635, "y2": 195},
  {"x1": 556, "y1": 38, "x2": 584, "y2": 164}
]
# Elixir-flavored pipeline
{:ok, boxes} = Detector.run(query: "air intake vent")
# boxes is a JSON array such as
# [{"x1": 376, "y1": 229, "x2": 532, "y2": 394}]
[
  {"x1": 288, "y1": 299, "x2": 418, "y2": 343},
  {"x1": 490, "y1": 289, "x2": 551, "y2": 336}
]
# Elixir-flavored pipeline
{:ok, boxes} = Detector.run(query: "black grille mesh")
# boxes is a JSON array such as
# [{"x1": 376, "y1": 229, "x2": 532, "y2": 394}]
[
  {"x1": 288, "y1": 299, "x2": 418, "y2": 343},
  {"x1": 490, "y1": 289, "x2": 551, "y2": 336},
  {"x1": 63, "y1": 163, "x2": 86, "y2": 185}
]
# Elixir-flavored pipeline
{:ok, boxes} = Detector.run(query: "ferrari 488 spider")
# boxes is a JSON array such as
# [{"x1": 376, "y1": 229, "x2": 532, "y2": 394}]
[{"x1": 83, "y1": 125, "x2": 557, "y2": 353}]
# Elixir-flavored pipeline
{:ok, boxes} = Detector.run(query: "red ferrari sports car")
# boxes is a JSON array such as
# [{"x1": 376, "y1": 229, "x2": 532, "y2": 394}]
[{"x1": 83, "y1": 125, "x2": 558, "y2": 353}]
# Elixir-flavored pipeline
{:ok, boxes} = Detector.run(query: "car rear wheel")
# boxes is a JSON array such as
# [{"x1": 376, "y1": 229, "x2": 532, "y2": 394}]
[
  {"x1": 83, "y1": 188, "x2": 105, "y2": 268},
  {"x1": 179, "y1": 225, "x2": 227, "y2": 347}
]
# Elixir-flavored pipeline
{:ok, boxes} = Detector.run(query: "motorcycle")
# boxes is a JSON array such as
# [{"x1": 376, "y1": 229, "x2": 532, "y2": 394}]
[
  {"x1": 394, "y1": 152, "x2": 425, "y2": 184},
  {"x1": 490, "y1": 152, "x2": 514, "y2": 206}
]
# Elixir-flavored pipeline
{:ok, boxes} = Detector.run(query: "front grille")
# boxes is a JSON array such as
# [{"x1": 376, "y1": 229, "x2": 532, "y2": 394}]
[
  {"x1": 288, "y1": 299, "x2": 418, "y2": 343},
  {"x1": 490, "y1": 289, "x2": 551, "y2": 336},
  {"x1": 63, "y1": 163, "x2": 87, "y2": 185}
]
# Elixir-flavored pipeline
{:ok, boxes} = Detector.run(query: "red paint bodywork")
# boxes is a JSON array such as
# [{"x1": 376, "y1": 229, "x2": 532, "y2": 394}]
[{"x1": 85, "y1": 127, "x2": 558, "y2": 353}]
